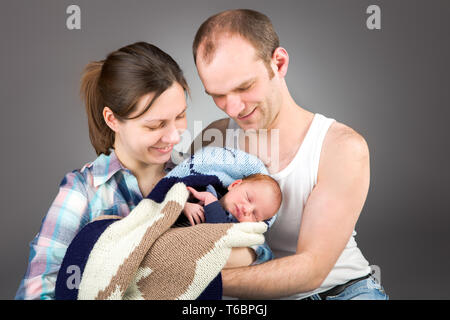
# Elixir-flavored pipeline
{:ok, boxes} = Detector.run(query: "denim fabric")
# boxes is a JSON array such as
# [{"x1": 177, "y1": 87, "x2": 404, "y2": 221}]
[{"x1": 306, "y1": 276, "x2": 389, "y2": 300}]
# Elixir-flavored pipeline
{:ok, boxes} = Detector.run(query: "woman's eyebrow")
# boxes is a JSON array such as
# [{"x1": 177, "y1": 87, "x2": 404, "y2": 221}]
[{"x1": 143, "y1": 106, "x2": 187, "y2": 122}]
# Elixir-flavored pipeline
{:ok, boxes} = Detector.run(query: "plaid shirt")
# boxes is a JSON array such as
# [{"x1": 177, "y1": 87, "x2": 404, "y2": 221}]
[
  {"x1": 15, "y1": 149, "x2": 270, "y2": 299},
  {"x1": 15, "y1": 150, "x2": 151, "y2": 300}
]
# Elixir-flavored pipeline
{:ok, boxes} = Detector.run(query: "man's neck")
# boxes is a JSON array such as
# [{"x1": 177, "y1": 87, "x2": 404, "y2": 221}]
[{"x1": 239, "y1": 91, "x2": 313, "y2": 173}]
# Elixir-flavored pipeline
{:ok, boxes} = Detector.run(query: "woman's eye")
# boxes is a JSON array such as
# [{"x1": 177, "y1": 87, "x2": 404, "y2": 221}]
[
  {"x1": 176, "y1": 112, "x2": 186, "y2": 119},
  {"x1": 146, "y1": 123, "x2": 164, "y2": 130}
]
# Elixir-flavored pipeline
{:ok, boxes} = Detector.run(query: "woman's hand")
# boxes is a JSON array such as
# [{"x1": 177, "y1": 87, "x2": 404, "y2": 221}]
[
  {"x1": 187, "y1": 186, "x2": 218, "y2": 206},
  {"x1": 183, "y1": 202, "x2": 205, "y2": 226}
]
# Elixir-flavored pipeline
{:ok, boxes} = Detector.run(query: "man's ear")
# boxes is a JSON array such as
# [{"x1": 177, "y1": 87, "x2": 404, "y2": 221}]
[
  {"x1": 228, "y1": 179, "x2": 243, "y2": 191},
  {"x1": 271, "y1": 47, "x2": 289, "y2": 78},
  {"x1": 103, "y1": 106, "x2": 120, "y2": 132}
]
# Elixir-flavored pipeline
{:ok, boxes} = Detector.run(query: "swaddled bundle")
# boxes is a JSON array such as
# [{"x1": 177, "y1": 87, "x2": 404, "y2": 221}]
[{"x1": 55, "y1": 147, "x2": 275, "y2": 300}]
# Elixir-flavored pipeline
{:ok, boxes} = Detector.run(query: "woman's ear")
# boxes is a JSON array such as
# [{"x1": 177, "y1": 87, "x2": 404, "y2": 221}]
[
  {"x1": 228, "y1": 179, "x2": 243, "y2": 191},
  {"x1": 103, "y1": 106, "x2": 120, "y2": 132},
  {"x1": 271, "y1": 47, "x2": 289, "y2": 78}
]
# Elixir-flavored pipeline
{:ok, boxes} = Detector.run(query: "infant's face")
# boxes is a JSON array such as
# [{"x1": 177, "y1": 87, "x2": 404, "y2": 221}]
[{"x1": 221, "y1": 180, "x2": 279, "y2": 222}]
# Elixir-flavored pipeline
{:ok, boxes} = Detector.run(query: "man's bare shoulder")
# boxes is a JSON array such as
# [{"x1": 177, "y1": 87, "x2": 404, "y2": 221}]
[{"x1": 322, "y1": 121, "x2": 370, "y2": 165}]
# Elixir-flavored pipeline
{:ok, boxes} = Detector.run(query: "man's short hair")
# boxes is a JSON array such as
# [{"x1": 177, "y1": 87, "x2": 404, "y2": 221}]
[{"x1": 193, "y1": 9, "x2": 280, "y2": 78}]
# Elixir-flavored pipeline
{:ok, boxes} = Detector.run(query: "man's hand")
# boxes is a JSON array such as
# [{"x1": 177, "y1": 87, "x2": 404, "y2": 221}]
[
  {"x1": 187, "y1": 186, "x2": 218, "y2": 206},
  {"x1": 183, "y1": 202, "x2": 205, "y2": 226}
]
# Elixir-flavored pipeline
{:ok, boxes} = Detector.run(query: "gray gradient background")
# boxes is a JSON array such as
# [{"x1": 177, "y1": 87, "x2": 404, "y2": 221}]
[{"x1": 1, "y1": 0, "x2": 449, "y2": 299}]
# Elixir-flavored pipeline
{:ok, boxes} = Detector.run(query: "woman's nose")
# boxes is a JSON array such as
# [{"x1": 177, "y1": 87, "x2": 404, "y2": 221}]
[{"x1": 161, "y1": 124, "x2": 182, "y2": 145}]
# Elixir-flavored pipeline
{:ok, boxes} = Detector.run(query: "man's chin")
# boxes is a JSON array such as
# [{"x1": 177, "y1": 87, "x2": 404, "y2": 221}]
[{"x1": 236, "y1": 121, "x2": 263, "y2": 132}]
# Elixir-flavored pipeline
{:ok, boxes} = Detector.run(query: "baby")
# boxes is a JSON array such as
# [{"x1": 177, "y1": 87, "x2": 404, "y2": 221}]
[{"x1": 183, "y1": 173, "x2": 282, "y2": 226}]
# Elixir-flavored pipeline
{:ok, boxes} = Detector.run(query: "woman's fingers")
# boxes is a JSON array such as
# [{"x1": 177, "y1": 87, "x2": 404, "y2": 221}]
[
  {"x1": 193, "y1": 212, "x2": 201, "y2": 225},
  {"x1": 187, "y1": 187, "x2": 202, "y2": 200},
  {"x1": 187, "y1": 186, "x2": 198, "y2": 196},
  {"x1": 199, "y1": 207, "x2": 205, "y2": 223},
  {"x1": 192, "y1": 208, "x2": 205, "y2": 225},
  {"x1": 187, "y1": 214, "x2": 195, "y2": 226}
]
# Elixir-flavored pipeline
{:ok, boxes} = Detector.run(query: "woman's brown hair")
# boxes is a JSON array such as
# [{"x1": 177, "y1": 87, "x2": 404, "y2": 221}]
[{"x1": 80, "y1": 42, "x2": 189, "y2": 156}]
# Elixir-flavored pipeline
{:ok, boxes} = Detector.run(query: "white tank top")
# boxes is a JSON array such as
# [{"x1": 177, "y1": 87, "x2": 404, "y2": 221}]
[{"x1": 228, "y1": 113, "x2": 371, "y2": 299}]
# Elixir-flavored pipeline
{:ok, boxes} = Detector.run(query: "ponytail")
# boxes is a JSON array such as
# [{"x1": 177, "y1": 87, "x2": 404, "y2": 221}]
[
  {"x1": 80, "y1": 60, "x2": 114, "y2": 156},
  {"x1": 80, "y1": 42, "x2": 190, "y2": 156}
]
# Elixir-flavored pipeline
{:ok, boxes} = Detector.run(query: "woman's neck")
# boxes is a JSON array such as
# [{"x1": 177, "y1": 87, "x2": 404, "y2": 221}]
[{"x1": 113, "y1": 146, "x2": 166, "y2": 196}]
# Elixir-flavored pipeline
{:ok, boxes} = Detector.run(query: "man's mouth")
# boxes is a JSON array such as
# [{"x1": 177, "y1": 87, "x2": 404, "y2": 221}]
[{"x1": 237, "y1": 107, "x2": 256, "y2": 120}]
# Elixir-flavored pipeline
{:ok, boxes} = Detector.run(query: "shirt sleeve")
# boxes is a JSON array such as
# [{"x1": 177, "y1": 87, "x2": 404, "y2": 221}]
[
  {"x1": 250, "y1": 242, "x2": 274, "y2": 265},
  {"x1": 15, "y1": 171, "x2": 90, "y2": 300},
  {"x1": 203, "y1": 201, "x2": 230, "y2": 223}
]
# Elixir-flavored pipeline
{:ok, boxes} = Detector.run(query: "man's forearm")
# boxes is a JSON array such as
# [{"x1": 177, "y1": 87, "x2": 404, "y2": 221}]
[{"x1": 222, "y1": 252, "x2": 320, "y2": 299}]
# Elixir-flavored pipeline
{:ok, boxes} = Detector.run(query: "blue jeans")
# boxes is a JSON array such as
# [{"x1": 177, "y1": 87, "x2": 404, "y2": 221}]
[{"x1": 306, "y1": 276, "x2": 389, "y2": 300}]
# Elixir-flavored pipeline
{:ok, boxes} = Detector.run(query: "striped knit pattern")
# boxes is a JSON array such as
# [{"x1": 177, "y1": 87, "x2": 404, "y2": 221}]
[
  {"x1": 78, "y1": 183, "x2": 188, "y2": 300},
  {"x1": 55, "y1": 147, "x2": 270, "y2": 300},
  {"x1": 133, "y1": 222, "x2": 266, "y2": 300}
]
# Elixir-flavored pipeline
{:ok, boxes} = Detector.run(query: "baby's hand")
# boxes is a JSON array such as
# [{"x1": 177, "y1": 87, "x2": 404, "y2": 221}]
[
  {"x1": 187, "y1": 186, "x2": 218, "y2": 206},
  {"x1": 183, "y1": 202, "x2": 205, "y2": 226}
]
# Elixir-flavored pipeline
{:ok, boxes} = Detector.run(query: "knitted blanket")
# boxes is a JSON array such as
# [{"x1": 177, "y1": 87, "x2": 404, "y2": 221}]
[{"x1": 55, "y1": 147, "x2": 270, "y2": 300}]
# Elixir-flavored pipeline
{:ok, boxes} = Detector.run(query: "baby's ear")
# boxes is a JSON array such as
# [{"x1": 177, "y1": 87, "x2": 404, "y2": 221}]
[{"x1": 228, "y1": 179, "x2": 243, "y2": 190}]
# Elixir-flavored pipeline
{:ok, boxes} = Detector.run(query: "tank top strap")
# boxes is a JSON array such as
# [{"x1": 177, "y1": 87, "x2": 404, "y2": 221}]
[
  {"x1": 306, "y1": 113, "x2": 335, "y2": 185},
  {"x1": 227, "y1": 114, "x2": 335, "y2": 182}
]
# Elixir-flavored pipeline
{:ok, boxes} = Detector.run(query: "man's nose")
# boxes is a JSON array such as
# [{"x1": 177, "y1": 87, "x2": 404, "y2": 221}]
[{"x1": 225, "y1": 94, "x2": 245, "y2": 118}]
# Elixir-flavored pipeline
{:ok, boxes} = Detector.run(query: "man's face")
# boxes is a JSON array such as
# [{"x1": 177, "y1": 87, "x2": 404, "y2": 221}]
[{"x1": 196, "y1": 36, "x2": 282, "y2": 131}]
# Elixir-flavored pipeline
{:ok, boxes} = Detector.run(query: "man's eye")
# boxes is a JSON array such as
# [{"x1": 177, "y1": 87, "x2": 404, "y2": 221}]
[
  {"x1": 238, "y1": 83, "x2": 253, "y2": 92},
  {"x1": 176, "y1": 112, "x2": 186, "y2": 119}
]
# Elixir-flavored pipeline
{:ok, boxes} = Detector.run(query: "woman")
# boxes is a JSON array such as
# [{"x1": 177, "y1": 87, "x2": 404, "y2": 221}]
[{"x1": 15, "y1": 42, "x2": 190, "y2": 299}]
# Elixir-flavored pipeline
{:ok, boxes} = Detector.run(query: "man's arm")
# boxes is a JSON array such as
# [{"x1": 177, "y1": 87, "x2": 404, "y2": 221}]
[{"x1": 221, "y1": 123, "x2": 371, "y2": 299}]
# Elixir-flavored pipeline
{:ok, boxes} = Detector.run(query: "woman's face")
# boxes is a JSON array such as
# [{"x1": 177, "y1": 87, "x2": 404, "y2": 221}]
[{"x1": 114, "y1": 82, "x2": 187, "y2": 167}]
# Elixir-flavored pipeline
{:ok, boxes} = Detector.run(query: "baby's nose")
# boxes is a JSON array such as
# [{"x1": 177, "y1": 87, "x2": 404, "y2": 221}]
[{"x1": 242, "y1": 205, "x2": 252, "y2": 215}]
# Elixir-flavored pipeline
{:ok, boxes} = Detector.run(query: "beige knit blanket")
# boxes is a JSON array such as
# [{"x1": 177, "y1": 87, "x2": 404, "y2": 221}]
[{"x1": 73, "y1": 183, "x2": 267, "y2": 299}]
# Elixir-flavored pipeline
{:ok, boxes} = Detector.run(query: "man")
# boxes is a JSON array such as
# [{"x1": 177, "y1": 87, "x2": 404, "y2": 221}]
[{"x1": 190, "y1": 9, "x2": 388, "y2": 300}]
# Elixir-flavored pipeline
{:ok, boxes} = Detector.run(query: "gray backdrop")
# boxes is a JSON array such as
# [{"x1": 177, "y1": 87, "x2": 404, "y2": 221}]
[{"x1": 1, "y1": 0, "x2": 449, "y2": 299}]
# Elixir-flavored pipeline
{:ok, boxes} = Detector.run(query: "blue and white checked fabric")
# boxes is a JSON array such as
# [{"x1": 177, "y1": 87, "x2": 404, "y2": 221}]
[{"x1": 15, "y1": 150, "x2": 158, "y2": 300}]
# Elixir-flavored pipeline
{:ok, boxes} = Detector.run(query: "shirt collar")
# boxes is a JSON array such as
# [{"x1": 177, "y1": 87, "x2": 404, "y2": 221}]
[
  {"x1": 91, "y1": 149, "x2": 126, "y2": 187},
  {"x1": 89, "y1": 149, "x2": 176, "y2": 188}
]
